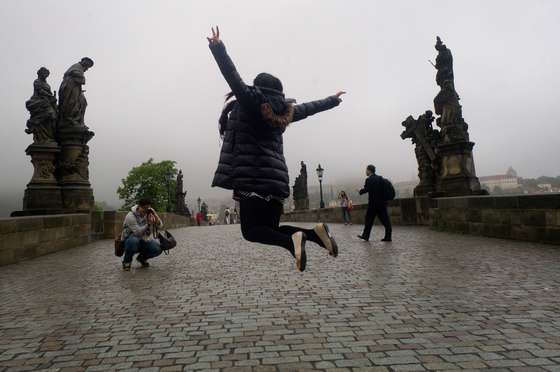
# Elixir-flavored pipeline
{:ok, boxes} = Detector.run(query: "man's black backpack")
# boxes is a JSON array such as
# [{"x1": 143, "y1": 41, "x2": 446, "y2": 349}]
[{"x1": 380, "y1": 177, "x2": 396, "y2": 201}]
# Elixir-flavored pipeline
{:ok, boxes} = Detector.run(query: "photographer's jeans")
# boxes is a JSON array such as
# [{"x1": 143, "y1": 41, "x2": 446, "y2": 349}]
[{"x1": 123, "y1": 236, "x2": 162, "y2": 264}]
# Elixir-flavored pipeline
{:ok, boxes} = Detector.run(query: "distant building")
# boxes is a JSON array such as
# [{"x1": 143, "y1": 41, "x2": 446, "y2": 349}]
[
  {"x1": 538, "y1": 183, "x2": 553, "y2": 192},
  {"x1": 394, "y1": 181, "x2": 418, "y2": 198},
  {"x1": 479, "y1": 167, "x2": 520, "y2": 192}
]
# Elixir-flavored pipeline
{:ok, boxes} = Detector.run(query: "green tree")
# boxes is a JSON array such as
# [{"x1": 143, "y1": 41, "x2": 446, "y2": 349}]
[{"x1": 117, "y1": 159, "x2": 178, "y2": 212}]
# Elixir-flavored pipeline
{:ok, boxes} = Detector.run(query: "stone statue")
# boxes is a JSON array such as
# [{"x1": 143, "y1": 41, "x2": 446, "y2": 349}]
[
  {"x1": 434, "y1": 80, "x2": 469, "y2": 142},
  {"x1": 428, "y1": 37, "x2": 484, "y2": 196},
  {"x1": 434, "y1": 36, "x2": 454, "y2": 88},
  {"x1": 175, "y1": 170, "x2": 189, "y2": 216},
  {"x1": 292, "y1": 161, "x2": 309, "y2": 210},
  {"x1": 25, "y1": 67, "x2": 57, "y2": 144},
  {"x1": 58, "y1": 57, "x2": 94, "y2": 128},
  {"x1": 400, "y1": 110, "x2": 441, "y2": 196}
]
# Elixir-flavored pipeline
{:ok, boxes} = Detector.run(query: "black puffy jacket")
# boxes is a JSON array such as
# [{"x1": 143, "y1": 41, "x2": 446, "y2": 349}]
[{"x1": 209, "y1": 41, "x2": 341, "y2": 198}]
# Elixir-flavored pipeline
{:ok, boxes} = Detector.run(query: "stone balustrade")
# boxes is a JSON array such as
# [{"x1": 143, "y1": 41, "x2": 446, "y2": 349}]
[
  {"x1": 282, "y1": 194, "x2": 560, "y2": 245},
  {"x1": 0, "y1": 211, "x2": 195, "y2": 266}
]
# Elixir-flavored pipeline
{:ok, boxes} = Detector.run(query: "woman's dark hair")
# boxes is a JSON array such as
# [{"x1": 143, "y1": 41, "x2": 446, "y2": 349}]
[
  {"x1": 137, "y1": 198, "x2": 152, "y2": 207},
  {"x1": 219, "y1": 94, "x2": 236, "y2": 137}
]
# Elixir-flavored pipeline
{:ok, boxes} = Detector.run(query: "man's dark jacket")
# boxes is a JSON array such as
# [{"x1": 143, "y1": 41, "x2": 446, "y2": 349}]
[
  {"x1": 209, "y1": 41, "x2": 340, "y2": 198},
  {"x1": 359, "y1": 174, "x2": 386, "y2": 206}
]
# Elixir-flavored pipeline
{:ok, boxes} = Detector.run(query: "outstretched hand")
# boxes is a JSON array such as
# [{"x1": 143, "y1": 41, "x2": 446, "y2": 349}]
[
  {"x1": 335, "y1": 91, "x2": 347, "y2": 102},
  {"x1": 207, "y1": 26, "x2": 221, "y2": 45}
]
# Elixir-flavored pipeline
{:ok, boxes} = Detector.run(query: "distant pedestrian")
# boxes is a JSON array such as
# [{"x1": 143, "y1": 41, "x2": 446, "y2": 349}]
[
  {"x1": 232, "y1": 208, "x2": 239, "y2": 224},
  {"x1": 357, "y1": 165, "x2": 393, "y2": 242},
  {"x1": 224, "y1": 207, "x2": 231, "y2": 225},
  {"x1": 338, "y1": 191, "x2": 352, "y2": 225},
  {"x1": 207, "y1": 26, "x2": 344, "y2": 271},
  {"x1": 196, "y1": 211, "x2": 203, "y2": 226}
]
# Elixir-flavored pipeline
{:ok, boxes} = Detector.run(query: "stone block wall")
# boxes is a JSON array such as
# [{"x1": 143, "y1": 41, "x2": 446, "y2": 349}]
[
  {"x1": 95, "y1": 211, "x2": 195, "y2": 240},
  {"x1": 282, "y1": 194, "x2": 560, "y2": 245},
  {"x1": 431, "y1": 194, "x2": 560, "y2": 244},
  {"x1": 0, "y1": 211, "x2": 195, "y2": 266},
  {"x1": 281, "y1": 198, "x2": 421, "y2": 226},
  {"x1": 0, "y1": 214, "x2": 91, "y2": 266}
]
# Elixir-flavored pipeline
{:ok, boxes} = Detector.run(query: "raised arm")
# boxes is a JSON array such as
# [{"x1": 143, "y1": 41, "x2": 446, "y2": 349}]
[
  {"x1": 207, "y1": 27, "x2": 258, "y2": 110},
  {"x1": 292, "y1": 91, "x2": 346, "y2": 123}
]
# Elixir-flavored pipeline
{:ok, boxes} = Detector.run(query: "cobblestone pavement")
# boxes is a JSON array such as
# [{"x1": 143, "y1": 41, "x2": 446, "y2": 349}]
[{"x1": 1, "y1": 224, "x2": 560, "y2": 372}]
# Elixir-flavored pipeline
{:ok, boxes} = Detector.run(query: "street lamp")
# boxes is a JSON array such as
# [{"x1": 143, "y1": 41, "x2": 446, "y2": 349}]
[
  {"x1": 165, "y1": 170, "x2": 173, "y2": 213},
  {"x1": 197, "y1": 197, "x2": 201, "y2": 212},
  {"x1": 316, "y1": 164, "x2": 325, "y2": 209}
]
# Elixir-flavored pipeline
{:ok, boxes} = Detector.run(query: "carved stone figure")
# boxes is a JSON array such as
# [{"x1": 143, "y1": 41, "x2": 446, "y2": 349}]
[
  {"x1": 429, "y1": 37, "x2": 485, "y2": 197},
  {"x1": 292, "y1": 161, "x2": 309, "y2": 210},
  {"x1": 56, "y1": 57, "x2": 95, "y2": 212},
  {"x1": 434, "y1": 36, "x2": 454, "y2": 88},
  {"x1": 25, "y1": 67, "x2": 57, "y2": 144},
  {"x1": 58, "y1": 57, "x2": 94, "y2": 128},
  {"x1": 434, "y1": 80, "x2": 469, "y2": 143},
  {"x1": 75, "y1": 147, "x2": 90, "y2": 181},
  {"x1": 175, "y1": 170, "x2": 189, "y2": 216},
  {"x1": 400, "y1": 111, "x2": 441, "y2": 196}
]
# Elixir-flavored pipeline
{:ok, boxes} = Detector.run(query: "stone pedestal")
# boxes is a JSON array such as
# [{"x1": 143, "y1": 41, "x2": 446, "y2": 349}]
[
  {"x1": 434, "y1": 141, "x2": 486, "y2": 197},
  {"x1": 414, "y1": 183, "x2": 435, "y2": 197},
  {"x1": 12, "y1": 143, "x2": 63, "y2": 216},
  {"x1": 58, "y1": 126, "x2": 95, "y2": 212}
]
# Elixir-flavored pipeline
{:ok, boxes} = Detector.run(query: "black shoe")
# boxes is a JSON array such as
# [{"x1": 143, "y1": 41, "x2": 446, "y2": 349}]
[
  {"x1": 136, "y1": 256, "x2": 150, "y2": 268},
  {"x1": 122, "y1": 262, "x2": 131, "y2": 271},
  {"x1": 313, "y1": 223, "x2": 338, "y2": 257},
  {"x1": 292, "y1": 232, "x2": 307, "y2": 272},
  {"x1": 381, "y1": 237, "x2": 392, "y2": 242},
  {"x1": 357, "y1": 235, "x2": 369, "y2": 242}
]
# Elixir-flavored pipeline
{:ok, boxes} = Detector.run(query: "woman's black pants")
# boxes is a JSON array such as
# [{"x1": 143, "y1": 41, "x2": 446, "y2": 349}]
[{"x1": 239, "y1": 195, "x2": 321, "y2": 255}]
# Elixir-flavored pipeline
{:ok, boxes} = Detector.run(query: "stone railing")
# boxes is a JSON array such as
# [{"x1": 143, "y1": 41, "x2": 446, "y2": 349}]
[
  {"x1": 282, "y1": 198, "x2": 435, "y2": 226},
  {"x1": 94, "y1": 211, "x2": 195, "y2": 240},
  {"x1": 0, "y1": 214, "x2": 91, "y2": 266},
  {"x1": 282, "y1": 194, "x2": 560, "y2": 245},
  {"x1": 1, "y1": 211, "x2": 195, "y2": 266},
  {"x1": 431, "y1": 194, "x2": 560, "y2": 245}
]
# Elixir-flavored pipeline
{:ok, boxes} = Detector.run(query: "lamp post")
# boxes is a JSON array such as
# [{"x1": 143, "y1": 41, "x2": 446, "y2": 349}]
[
  {"x1": 197, "y1": 197, "x2": 201, "y2": 212},
  {"x1": 165, "y1": 170, "x2": 173, "y2": 213},
  {"x1": 316, "y1": 164, "x2": 325, "y2": 209}
]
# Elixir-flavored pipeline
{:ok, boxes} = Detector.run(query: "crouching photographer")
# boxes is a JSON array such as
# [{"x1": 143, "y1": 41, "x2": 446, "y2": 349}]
[{"x1": 121, "y1": 198, "x2": 164, "y2": 271}]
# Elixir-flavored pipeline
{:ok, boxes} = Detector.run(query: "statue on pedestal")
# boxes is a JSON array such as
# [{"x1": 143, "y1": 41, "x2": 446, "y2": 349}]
[
  {"x1": 13, "y1": 67, "x2": 63, "y2": 215},
  {"x1": 175, "y1": 170, "x2": 190, "y2": 216},
  {"x1": 25, "y1": 67, "x2": 57, "y2": 145},
  {"x1": 14, "y1": 58, "x2": 97, "y2": 216},
  {"x1": 400, "y1": 37, "x2": 485, "y2": 198},
  {"x1": 57, "y1": 57, "x2": 96, "y2": 211},
  {"x1": 292, "y1": 161, "x2": 309, "y2": 210}
]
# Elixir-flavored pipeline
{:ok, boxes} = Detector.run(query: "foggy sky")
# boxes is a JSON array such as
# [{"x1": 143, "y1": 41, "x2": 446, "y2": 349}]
[{"x1": 1, "y1": 0, "x2": 559, "y2": 214}]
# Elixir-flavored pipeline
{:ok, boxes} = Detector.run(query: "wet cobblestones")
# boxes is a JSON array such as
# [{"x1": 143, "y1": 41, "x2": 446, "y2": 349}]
[{"x1": 1, "y1": 224, "x2": 560, "y2": 371}]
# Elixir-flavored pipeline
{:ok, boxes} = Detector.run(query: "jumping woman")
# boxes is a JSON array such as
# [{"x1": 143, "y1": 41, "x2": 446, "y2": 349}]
[{"x1": 207, "y1": 27, "x2": 345, "y2": 272}]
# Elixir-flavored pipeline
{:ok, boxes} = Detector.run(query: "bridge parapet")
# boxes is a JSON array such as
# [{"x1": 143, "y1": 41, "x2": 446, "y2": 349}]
[
  {"x1": 0, "y1": 211, "x2": 195, "y2": 266},
  {"x1": 282, "y1": 194, "x2": 560, "y2": 245}
]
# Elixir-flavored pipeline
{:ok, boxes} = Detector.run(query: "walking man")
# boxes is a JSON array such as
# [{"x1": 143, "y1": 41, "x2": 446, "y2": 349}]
[{"x1": 357, "y1": 165, "x2": 392, "y2": 242}]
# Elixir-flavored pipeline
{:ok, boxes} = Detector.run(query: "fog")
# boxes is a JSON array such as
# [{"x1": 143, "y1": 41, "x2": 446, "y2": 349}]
[{"x1": 1, "y1": 0, "x2": 559, "y2": 215}]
